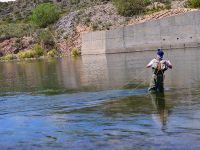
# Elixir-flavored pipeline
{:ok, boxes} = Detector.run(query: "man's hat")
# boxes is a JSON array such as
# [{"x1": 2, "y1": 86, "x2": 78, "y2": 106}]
[{"x1": 157, "y1": 48, "x2": 164, "y2": 59}]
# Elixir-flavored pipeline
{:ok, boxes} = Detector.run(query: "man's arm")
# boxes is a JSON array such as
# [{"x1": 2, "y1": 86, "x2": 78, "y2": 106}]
[
  {"x1": 166, "y1": 60, "x2": 172, "y2": 69},
  {"x1": 146, "y1": 59, "x2": 154, "y2": 68}
]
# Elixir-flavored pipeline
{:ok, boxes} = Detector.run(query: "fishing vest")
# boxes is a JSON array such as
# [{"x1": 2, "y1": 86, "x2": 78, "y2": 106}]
[{"x1": 152, "y1": 59, "x2": 168, "y2": 75}]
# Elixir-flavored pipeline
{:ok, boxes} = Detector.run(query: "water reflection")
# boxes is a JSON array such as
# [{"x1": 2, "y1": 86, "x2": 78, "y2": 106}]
[
  {"x1": 81, "y1": 48, "x2": 200, "y2": 91},
  {"x1": 150, "y1": 93, "x2": 169, "y2": 131},
  {"x1": 0, "y1": 48, "x2": 200, "y2": 95}
]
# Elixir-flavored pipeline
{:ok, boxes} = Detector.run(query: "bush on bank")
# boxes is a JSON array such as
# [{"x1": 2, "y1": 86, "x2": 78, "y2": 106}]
[
  {"x1": 71, "y1": 48, "x2": 81, "y2": 57},
  {"x1": 17, "y1": 44, "x2": 44, "y2": 59},
  {"x1": 32, "y1": 44, "x2": 45, "y2": 57},
  {"x1": 1, "y1": 54, "x2": 17, "y2": 61},
  {"x1": 0, "y1": 43, "x2": 60, "y2": 61},
  {"x1": 17, "y1": 50, "x2": 35, "y2": 59},
  {"x1": 47, "y1": 49, "x2": 58, "y2": 57}
]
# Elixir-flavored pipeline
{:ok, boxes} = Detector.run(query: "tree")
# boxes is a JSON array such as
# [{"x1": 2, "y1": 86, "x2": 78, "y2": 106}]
[{"x1": 31, "y1": 3, "x2": 60, "y2": 28}]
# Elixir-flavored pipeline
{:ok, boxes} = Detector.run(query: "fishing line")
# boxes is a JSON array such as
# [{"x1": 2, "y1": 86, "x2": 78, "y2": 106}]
[
  {"x1": 131, "y1": 77, "x2": 149, "y2": 91},
  {"x1": 120, "y1": 68, "x2": 148, "y2": 89}
]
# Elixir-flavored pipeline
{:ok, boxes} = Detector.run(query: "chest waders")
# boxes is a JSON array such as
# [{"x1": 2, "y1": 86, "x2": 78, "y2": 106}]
[{"x1": 149, "y1": 62, "x2": 166, "y2": 93}]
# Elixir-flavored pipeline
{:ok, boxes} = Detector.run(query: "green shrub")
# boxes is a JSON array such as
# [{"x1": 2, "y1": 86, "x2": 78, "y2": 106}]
[
  {"x1": 2, "y1": 54, "x2": 17, "y2": 61},
  {"x1": 17, "y1": 50, "x2": 36, "y2": 59},
  {"x1": 32, "y1": 44, "x2": 45, "y2": 56},
  {"x1": 38, "y1": 29, "x2": 55, "y2": 47},
  {"x1": 71, "y1": 48, "x2": 81, "y2": 57},
  {"x1": 31, "y1": 3, "x2": 60, "y2": 28},
  {"x1": 188, "y1": 0, "x2": 200, "y2": 8},
  {"x1": 47, "y1": 49, "x2": 58, "y2": 57},
  {"x1": 17, "y1": 44, "x2": 45, "y2": 59},
  {"x1": 145, "y1": 7, "x2": 163, "y2": 15},
  {"x1": 112, "y1": 0, "x2": 147, "y2": 16}
]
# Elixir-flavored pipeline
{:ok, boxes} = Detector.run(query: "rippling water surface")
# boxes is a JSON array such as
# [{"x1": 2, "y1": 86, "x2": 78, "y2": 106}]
[{"x1": 0, "y1": 48, "x2": 200, "y2": 149}]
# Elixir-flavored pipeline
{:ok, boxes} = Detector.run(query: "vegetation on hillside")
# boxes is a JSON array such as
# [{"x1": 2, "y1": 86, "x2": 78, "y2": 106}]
[
  {"x1": 0, "y1": 23, "x2": 36, "y2": 39},
  {"x1": 0, "y1": 0, "x2": 108, "y2": 22},
  {"x1": 188, "y1": 0, "x2": 200, "y2": 8},
  {"x1": 0, "y1": 3, "x2": 60, "y2": 60},
  {"x1": 37, "y1": 29, "x2": 55, "y2": 50},
  {"x1": 31, "y1": 3, "x2": 60, "y2": 28},
  {"x1": 112, "y1": 0, "x2": 149, "y2": 16}
]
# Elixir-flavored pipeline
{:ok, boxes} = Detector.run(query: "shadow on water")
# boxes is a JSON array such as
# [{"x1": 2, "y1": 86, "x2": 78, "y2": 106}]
[{"x1": 0, "y1": 88, "x2": 149, "y2": 116}]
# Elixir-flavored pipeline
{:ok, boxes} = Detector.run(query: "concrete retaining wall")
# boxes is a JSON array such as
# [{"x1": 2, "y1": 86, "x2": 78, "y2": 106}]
[{"x1": 81, "y1": 11, "x2": 200, "y2": 55}]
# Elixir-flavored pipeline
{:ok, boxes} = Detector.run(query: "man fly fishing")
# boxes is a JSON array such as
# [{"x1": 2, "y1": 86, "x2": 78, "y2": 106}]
[{"x1": 146, "y1": 49, "x2": 172, "y2": 93}]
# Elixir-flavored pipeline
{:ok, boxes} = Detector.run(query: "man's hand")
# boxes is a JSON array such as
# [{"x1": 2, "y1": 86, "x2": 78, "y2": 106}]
[{"x1": 167, "y1": 60, "x2": 172, "y2": 69}]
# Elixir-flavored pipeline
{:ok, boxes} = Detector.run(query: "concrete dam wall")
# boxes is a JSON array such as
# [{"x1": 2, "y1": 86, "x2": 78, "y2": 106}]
[{"x1": 81, "y1": 11, "x2": 200, "y2": 55}]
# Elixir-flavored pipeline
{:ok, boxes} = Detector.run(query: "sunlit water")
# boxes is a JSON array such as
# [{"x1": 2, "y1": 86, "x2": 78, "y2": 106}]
[{"x1": 0, "y1": 48, "x2": 200, "y2": 149}]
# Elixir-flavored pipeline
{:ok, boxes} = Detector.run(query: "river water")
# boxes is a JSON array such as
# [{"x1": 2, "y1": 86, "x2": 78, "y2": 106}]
[{"x1": 0, "y1": 48, "x2": 200, "y2": 149}]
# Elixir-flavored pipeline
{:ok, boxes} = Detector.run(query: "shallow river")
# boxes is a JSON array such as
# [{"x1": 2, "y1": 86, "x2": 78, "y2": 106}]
[{"x1": 0, "y1": 48, "x2": 200, "y2": 149}]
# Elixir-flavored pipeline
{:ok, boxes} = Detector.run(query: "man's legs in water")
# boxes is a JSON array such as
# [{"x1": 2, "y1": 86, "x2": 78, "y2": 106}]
[
  {"x1": 156, "y1": 74, "x2": 164, "y2": 92},
  {"x1": 148, "y1": 74, "x2": 164, "y2": 92},
  {"x1": 148, "y1": 74, "x2": 157, "y2": 92}
]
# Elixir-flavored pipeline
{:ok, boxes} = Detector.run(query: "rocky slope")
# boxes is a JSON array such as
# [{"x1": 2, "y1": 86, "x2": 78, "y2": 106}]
[{"x1": 53, "y1": 2, "x2": 197, "y2": 54}]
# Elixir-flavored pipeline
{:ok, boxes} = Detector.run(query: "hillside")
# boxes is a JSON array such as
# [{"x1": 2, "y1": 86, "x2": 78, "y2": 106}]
[
  {"x1": 0, "y1": 0, "x2": 199, "y2": 60},
  {"x1": 0, "y1": 0, "x2": 106, "y2": 22}
]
